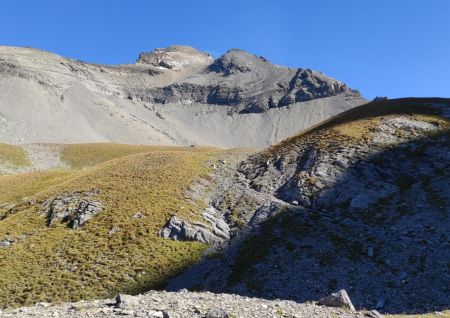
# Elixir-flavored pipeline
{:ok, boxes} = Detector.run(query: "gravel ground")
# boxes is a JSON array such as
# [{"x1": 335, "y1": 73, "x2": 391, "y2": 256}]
[{"x1": 0, "y1": 290, "x2": 368, "y2": 318}]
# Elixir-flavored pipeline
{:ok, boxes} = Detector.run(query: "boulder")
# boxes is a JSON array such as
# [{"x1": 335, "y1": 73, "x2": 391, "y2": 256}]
[
  {"x1": 115, "y1": 294, "x2": 140, "y2": 309},
  {"x1": 318, "y1": 289, "x2": 356, "y2": 311}
]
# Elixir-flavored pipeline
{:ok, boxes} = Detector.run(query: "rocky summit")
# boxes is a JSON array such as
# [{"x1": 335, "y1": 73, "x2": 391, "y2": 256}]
[{"x1": 0, "y1": 45, "x2": 364, "y2": 147}]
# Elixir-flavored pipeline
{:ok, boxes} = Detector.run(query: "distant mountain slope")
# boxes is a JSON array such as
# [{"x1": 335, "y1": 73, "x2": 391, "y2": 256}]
[
  {"x1": 0, "y1": 45, "x2": 365, "y2": 147},
  {"x1": 167, "y1": 98, "x2": 450, "y2": 314}
]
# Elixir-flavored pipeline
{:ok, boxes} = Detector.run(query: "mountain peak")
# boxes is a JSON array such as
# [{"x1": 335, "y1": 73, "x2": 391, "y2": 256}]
[
  {"x1": 208, "y1": 49, "x2": 270, "y2": 75},
  {"x1": 136, "y1": 45, "x2": 213, "y2": 69}
]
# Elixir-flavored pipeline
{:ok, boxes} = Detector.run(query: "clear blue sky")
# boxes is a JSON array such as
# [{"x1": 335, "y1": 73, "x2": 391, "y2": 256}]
[{"x1": 1, "y1": 0, "x2": 449, "y2": 99}]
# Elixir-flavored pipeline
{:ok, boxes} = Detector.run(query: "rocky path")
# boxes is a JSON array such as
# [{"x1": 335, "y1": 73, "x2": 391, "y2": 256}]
[
  {"x1": 0, "y1": 144, "x2": 66, "y2": 175},
  {"x1": 0, "y1": 290, "x2": 369, "y2": 318},
  {"x1": 22, "y1": 144, "x2": 67, "y2": 171}
]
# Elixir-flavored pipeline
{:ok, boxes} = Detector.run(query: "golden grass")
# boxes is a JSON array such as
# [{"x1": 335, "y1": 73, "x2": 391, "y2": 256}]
[
  {"x1": 333, "y1": 114, "x2": 448, "y2": 141},
  {"x1": 0, "y1": 170, "x2": 76, "y2": 204},
  {"x1": 61, "y1": 143, "x2": 217, "y2": 169},
  {"x1": 0, "y1": 143, "x2": 30, "y2": 168},
  {"x1": 333, "y1": 118, "x2": 377, "y2": 140},
  {"x1": 264, "y1": 99, "x2": 450, "y2": 159},
  {"x1": 0, "y1": 149, "x2": 216, "y2": 308},
  {"x1": 0, "y1": 169, "x2": 77, "y2": 219}
]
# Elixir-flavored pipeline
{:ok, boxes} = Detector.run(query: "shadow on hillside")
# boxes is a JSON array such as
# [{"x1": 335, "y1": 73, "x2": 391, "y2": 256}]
[
  {"x1": 269, "y1": 98, "x2": 450, "y2": 155},
  {"x1": 164, "y1": 129, "x2": 450, "y2": 315}
]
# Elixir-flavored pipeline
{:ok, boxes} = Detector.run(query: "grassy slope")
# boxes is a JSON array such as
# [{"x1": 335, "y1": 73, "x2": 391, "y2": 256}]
[
  {"x1": 61, "y1": 143, "x2": 215, "y2": 169},
  {"x1": 0, "y1": 169, "x2": 76, "y2": 219},
  {"x1": 264, "y1": 98, "x2": 449, "y2": 159},
  {"x1": 0, "y1": 143, "x2": 30, "y2": 169},
  {"x1": 0, "y1": 170, "x2": 75, "y2": 203},
  {"x1": 0, "y1": 145, "x2": 219, "y2": 308}
]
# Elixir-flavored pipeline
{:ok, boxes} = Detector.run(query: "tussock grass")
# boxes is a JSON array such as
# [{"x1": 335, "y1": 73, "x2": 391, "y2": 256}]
[
  {"x1": 0, "y1": 143, "x2": 30, "y2": 168},
  {"x1": 0, "y1": 170, "x2": 76, "y2": 204},
  {"x1": 61, "y1": 143, "x2": 217, "y2": 169},
  {"x1": 0, "y1": 169, "x2": 77, "y2": 219},
  {"x1": 0, "y1": 148, "x2": 216, "y2": 308}
]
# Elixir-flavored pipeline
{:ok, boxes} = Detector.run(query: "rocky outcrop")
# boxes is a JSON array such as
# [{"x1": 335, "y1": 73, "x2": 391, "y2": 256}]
[
  {"x1": 1, "y1": 290, "x2": 367, "y2": 317},
  {"x1": 159, "y1": 208, "x2": 230, "y2": 244},
  {"x1": 42, "y1": 191, "x2": 103, "y2": 229}
]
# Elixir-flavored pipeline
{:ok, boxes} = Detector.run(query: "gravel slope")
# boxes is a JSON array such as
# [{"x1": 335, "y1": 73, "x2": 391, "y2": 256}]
[
  {"x1": 0, "y1": 290, "x2": 367, "y2": 318},
  {"x1": 0, "y1": 46, "x2": 365, "y2": 147}
]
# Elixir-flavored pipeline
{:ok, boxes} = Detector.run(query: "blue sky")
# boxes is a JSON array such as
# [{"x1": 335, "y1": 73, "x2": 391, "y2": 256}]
[{"x1": 0, "y1": 0, "x2": 449, "y2": 99}]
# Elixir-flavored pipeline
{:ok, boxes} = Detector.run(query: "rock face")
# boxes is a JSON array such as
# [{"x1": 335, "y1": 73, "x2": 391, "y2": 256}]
[
  {"x1": 167, "y1": 99, "x2": 450, "y2": 313},
  {"x1": 43, "y1": 191, "x2": 102, "y2": 229},
  {"x1": 144, "y1": 49, "x2": 355, "y2": 113},
  {"x1": 159, "y1": 208, "x2": 230, "y2": 244},
  {"x1": 0, "y1": 45, "x2": 365, "y2": 147},
  {"x1": 1, "y1": 290, "x2": 367, "y2": 318}
]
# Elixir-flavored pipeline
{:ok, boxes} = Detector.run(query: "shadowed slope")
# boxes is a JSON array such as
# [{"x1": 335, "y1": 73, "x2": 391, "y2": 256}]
[{"x1": 167, "y1": 98, "x2": 450, "y2": 314}]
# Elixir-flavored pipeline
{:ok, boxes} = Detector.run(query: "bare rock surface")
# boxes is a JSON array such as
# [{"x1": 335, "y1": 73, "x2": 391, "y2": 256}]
[
  {"x1": 0, "y1": 290, "x2": 367, "y2": 317},
  {"x1": 159, "y1": 208, "x2": 230, "y2": 244},
  {"x1": 137, "y1": 45, "x2": 214, "y2": 69},
  {"x1": 0, "y1": 45, "x2": 365, "y2": 147},
  {"x1": 43, "y1": 191, "x2": 102, "y2": 229}
]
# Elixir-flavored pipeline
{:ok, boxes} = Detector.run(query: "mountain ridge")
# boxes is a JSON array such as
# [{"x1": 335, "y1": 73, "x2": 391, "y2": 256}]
[{"x1": 0, "y1": 45, "x2": 365, "y2": 147}]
